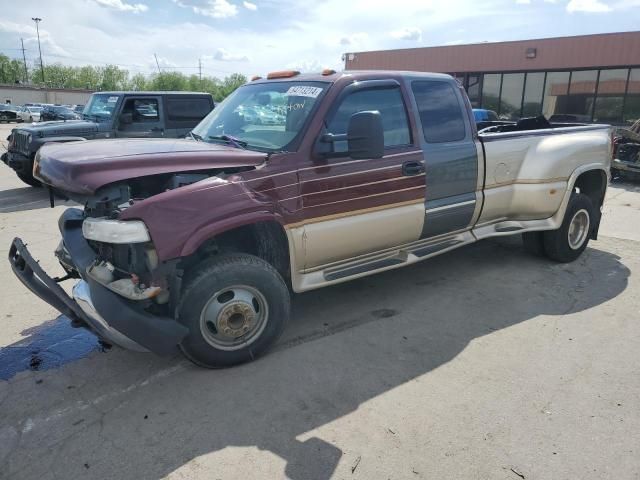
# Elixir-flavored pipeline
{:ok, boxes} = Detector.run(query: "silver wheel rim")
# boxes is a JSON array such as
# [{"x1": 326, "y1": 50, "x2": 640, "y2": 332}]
[
  {"x1": 568, "y1": 209, "x2": 590, "y2": 250},
  {"x1": 199, "y1": 285, "x2": 269, "y2": 351}
]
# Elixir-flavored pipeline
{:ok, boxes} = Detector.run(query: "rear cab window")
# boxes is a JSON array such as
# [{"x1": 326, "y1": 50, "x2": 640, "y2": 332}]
[{"x1": 411, "y1": 80, "x2": 467, "y2": 143}]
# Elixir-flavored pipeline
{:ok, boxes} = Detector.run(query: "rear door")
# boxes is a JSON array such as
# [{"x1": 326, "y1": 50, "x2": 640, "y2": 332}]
[
  {"x1": 409, "y1": 79, "x2": 482, "y2": 238},
  {"x1": 115, "y1": 95, "x2": 165, "y2": 138},
  {"x1": 298, "y1": 80, "x2": 426, "y2": 269}
]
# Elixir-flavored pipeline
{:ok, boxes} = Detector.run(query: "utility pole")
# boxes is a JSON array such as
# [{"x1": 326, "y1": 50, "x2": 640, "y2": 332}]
[
  {"x1": 31, "y1": 17, "x2": 45, "y2": 83},
  {"x1": 154, "y1": 53, "x2": 161, "y2": 74},
  {"x1": 20, "y1": 38, "x2": 28, "y2": 83},
  {"x1": 198, "y1": 57, "x2": 202, "y2": 88}
]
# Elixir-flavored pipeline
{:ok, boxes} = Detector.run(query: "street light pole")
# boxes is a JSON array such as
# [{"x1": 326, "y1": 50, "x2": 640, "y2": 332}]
[{"x1": 31, "y1": 17, "x2": 45, "y2": 83}]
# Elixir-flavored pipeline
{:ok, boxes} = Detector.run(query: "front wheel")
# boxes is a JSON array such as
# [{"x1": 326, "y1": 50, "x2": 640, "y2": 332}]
[
  {"x1": 177, "y1": 253, "x2": 290, "y2": 368},
  {"x1": 542, "y1": 193, "x2": 594, "y2": 263}
]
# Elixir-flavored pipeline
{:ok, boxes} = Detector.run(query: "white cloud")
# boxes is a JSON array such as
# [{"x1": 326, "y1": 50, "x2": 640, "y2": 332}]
[
  {"x1": 92, "y1": 0, "x2": 148, "y2": 13},
  {"x1": 191, "y1": 0, "x2": 239, "y2": 18},
  {"x1": 0, "y1": 20, "x2": 71, "y2": 57},
  {"x1": 213, "y1": 48, "x2": 249, "y2": 62},
  {"x1": 243, "y1": 1, "x2": 257, "y2": 10},
  {"x1": 339, "y1": 32, "x2": 368, "y2": 46},
  {"x1": 390, "y1": 27, "x2": 422, "y2": 41},
  {"x1": 566, "y1": 0, "x2": 612, "y2": 11},
  {"x1": 285, "y1": 59, "x2": 330, "y2": 73},
  {"x1": 515, "y1": 0, "x2": 531, "y2": 4}
]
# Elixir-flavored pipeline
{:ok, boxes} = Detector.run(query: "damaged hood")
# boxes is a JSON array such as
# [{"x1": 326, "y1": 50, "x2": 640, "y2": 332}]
[{"x1": 34, "y1": 138, "x2": 267, "y2": 195}]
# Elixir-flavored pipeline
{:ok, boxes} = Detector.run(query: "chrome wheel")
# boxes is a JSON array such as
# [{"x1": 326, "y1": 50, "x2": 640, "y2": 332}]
[
  {"x1": 567, "y1": 208, "x2": 590, "y2": 250},
  {"x1": 199, "y1": 285, "x2": 269, "y2": 351}
]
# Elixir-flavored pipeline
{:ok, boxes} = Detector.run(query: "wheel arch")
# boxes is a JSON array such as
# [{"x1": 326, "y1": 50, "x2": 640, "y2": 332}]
[
  {"x1": 180, "y1": 215, "x2": 292, "y2": 284},
  {"x1": 568, "y1": 166, "x2": 608, "y2": 240}
]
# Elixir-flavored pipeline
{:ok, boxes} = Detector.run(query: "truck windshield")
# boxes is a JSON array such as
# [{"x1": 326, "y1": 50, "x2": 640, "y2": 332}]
[
  {"x1": 192, "y1": 81, "x2": 328, "y2": 152},
  {"x1": 82, "y1": 94, "x2": 120, "y2": 122}
]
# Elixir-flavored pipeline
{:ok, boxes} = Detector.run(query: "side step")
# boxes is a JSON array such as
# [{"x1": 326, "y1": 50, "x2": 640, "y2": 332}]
[{"x1": 322, "y1": 236, "x2": 468, "y2": 282}]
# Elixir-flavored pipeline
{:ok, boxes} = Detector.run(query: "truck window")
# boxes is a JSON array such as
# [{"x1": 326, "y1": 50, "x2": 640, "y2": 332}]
[
  {"x1": 327, "y1": 87, "x2": 411, "y2": 148},
  {"x1": 122, "y1": 98, "x2": 159, "y2": 122},
  {"x1": 167, "y1": 98, "x2": 212, "y2": 121},
  {"x1": 412, "y1": 81, "x2": 466, "y2": 143}
]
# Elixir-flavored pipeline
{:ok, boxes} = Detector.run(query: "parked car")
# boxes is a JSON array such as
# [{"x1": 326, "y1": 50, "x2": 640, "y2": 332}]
[
  {"x1": 9, "y1": 71, "x2": 612, "y2": 368},
  {"x1": 73, "y1": 104, "x2": 85, "y2": 114},
  {"x1": 17, "y1": 106, "x2": 43, "y2": 123},
  {"x1": 40, "y1": 105, "x2": 81, "y2": 122},
  {"x1": 2, "y1": 91, "x2": 215, "y2": 186},
  {"x1": 0, "y1": 105, "x2": 20, "y2": 123},
  {"x1": 612, "y1": 120, "x2": 640, "y2": 178}
]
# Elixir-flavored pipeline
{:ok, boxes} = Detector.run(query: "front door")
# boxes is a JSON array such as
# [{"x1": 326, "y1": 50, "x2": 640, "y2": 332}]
[
  {"x1": 298, "y1": 80, "x2": 426, "y2": 269},
  {"x1": 116, "y1": 96, "x2": 165, "y2": 138}
]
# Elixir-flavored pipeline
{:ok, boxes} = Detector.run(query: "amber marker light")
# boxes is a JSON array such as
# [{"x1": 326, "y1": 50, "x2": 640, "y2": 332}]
[{"x1": 266, "y1": 70, "x2": 300, "y2": 79}]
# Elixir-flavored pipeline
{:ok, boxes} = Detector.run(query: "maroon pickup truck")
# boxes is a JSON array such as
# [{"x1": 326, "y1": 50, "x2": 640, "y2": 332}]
[{"x1": 9, "y1": 70, "x2": 612, "y2": 368}]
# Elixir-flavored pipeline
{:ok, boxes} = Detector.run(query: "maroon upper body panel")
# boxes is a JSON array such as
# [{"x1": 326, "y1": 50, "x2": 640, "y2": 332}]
[{"x1": 34, "y1": 138, "x2": 267, "y2": 195}]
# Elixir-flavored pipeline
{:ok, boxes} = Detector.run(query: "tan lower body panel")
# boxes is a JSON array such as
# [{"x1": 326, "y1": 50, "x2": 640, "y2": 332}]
[
  {"x1": 286, "y1": 200, "x2": 425, "y2": 272},
  {"x1": 479, "y1": 180, "x2": 567, "y2": 224}
]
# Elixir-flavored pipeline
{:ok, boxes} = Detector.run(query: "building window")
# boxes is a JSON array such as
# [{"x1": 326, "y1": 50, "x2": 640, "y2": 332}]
[
  {"x1": 466, "y1": 74, "x2": 481, "y2": 108},
  {"x1": 500, "y1": 73, "x2": 525, "y2": 120},
  {"x1": 624, "y1": 68, "x2": 640, "y2": 126},
  {"x1": 594, "y1": 69, "x2": 628, "y2": 124},
  {"x1": 522, "y1": 72, "x2": 545, "y2": 117},
  {"x1": 542, "y1": 71, "x2": 570, "y2": 120},
  {"x1": 481, "y1": 74, "x2": 501, "y2": 113},
  {"x1": 412, "y1": 80, "x2": 466, "y2": 143},
  {"x1": 561, "y1": 70, "x2": 598, "y2": 122}
]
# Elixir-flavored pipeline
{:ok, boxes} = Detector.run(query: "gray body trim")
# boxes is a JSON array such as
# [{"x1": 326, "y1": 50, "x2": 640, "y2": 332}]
[{"x1": 403, "y1": 76, "x2": 480, "y2": 239}]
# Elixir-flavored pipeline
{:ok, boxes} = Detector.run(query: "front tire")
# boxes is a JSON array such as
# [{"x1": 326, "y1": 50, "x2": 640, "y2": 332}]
[
  {"x1": 542, "y1": 193, "x2": 594, "y2": 263},
  {"x1": 177, "y1": 253, "x2": 290, "y2": 368}
]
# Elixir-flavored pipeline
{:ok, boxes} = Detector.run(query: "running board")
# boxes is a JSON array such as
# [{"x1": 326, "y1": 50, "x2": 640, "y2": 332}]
[{"x1": 318, "y1": 234, "x2": 471, "y2": 284}]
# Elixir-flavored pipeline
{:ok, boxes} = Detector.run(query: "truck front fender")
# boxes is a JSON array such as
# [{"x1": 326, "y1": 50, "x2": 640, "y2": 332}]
[{"x1": 180, "y1": 210, "x2": 286, "y2": 258}]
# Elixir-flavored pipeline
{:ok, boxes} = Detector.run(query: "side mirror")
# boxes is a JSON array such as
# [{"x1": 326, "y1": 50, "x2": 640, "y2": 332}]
[
  {"x1": 347, "y1": 111, "x2": 384, "y2": 159},
  {"x1": 119, "y1": 112, "x2": 133, "y2": 125},
  {"x1": 316, "y1": 110, "x2": 384, "y2": 159}
]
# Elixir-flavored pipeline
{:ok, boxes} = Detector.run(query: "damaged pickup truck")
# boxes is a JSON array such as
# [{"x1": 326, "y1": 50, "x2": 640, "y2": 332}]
[{"x1": 9, "y1": 70, "x2": 613, "y2": 368}]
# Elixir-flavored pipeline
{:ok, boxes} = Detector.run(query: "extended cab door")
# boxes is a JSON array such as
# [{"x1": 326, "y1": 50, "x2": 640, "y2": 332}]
[
  {"x1": 298, "y1": 80, "x2": 426, "y2": 269},
  {"x1": 115, "y1": 95, "x2": 165, "y2": 138},
  {"x1": 409, "y1": 79, "x2": 482, "y2": 238}
]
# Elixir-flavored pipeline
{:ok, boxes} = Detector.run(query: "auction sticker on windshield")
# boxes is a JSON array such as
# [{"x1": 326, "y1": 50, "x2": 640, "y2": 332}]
[
  {"x1": 285, "y1": 86, "x2": 323, "y2": 98},
  {"x1": 107, "y1": 96, "x2": 118, "y2": 103}
]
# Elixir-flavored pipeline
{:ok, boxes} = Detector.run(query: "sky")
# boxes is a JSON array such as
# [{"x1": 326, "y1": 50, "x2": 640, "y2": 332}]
[{"x1": 0, "y1": 0, "x2": 639, "y2": 80}]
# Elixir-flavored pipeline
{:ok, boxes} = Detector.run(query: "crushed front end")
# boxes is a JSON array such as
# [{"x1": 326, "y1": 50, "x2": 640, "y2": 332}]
[{"x1": 8, "y1": 186, "x2": 190, "y2": 355}]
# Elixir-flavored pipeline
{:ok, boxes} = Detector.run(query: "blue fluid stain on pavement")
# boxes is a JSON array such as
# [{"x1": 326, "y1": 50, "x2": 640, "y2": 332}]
[{"x1": 0, "y1": 315, "x2": 110, "y2": 380}]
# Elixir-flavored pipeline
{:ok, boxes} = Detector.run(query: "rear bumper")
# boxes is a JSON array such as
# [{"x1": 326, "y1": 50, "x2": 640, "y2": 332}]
[
  {"x1": 8, "y1": 209, "x2": 188, "y2": 355},
  {"x1": 612, "y1": 158, "x2": 640, "y2": 174}
]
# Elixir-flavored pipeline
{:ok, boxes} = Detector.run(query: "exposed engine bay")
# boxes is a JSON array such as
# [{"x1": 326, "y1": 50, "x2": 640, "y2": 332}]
[{"x1": 55, "y1": 167, "x2": 254, "y2": 313}]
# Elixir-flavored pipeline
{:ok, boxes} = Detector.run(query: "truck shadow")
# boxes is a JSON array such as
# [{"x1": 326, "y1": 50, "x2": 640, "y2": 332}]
[
  {"x1": 1, "y1": 237, "x2": 631, "y2": 479},
  {"x1": 0, "y1": 186, "x2": 72, "y2": 213}
]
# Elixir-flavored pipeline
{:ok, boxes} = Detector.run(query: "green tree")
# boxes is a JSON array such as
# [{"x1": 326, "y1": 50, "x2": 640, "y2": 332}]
[
  {"x1": 126, "y1": 73, "x2": 148, "y2": 91},
  {"x1": 0, "y1": 54, "x2": 26, "y2": 84},
  {"x1": 148, "y1": 71, "x2": 188, "y2": 91},
  {"x1": 216, "y1": 73, "x2": 247, "y2": 101}
]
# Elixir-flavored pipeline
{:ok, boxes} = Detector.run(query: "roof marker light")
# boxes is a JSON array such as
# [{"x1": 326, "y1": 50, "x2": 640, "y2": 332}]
[
  {"x1": 266, "y1": 70, "x2": 300, "y2": 79},
  {"x1": 250, "y1": 75, "x2": 262, "y2": 81},
  {"x1": 322, "y1": 69, "x2": 336, "y2": 76}
]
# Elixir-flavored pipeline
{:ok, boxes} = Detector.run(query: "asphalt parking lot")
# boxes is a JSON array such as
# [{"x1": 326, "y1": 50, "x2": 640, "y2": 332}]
[{"x1": 0, "y1": 122, "x2": 639, "y2": 480}]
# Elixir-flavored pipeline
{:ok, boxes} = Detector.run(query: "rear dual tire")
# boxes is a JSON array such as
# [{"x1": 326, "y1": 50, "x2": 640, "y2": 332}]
[{"x1": 523, "y1": 193, "x2": 594, "y2": 263}]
